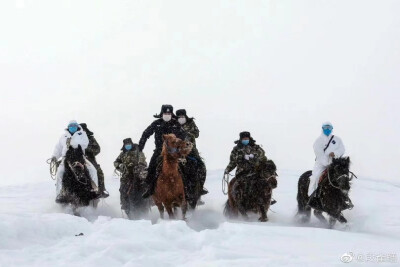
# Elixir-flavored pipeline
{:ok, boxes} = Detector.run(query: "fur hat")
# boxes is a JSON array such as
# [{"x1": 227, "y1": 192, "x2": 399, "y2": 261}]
[
  {"x1": 176, "y1": 109, "x2": 195, "y2": 122},
  {"x1": 239, "y1": 131, "x2": 251, "y2": 139},
  {"x1": 154, "y1": 104, "x2": 175, "y2": 118},
  {"x1": 235, "y1": 131, "x2": 256, "y2": 145},
  {"x1": 121, "y1": 138, "x2": 137, "y2": 151}
]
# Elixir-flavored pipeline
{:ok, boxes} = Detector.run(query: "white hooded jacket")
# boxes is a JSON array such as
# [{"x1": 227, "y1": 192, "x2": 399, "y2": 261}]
[
  {"x1": 313, "y1": 133, "x2": 345, "y2": 167},
  {"x1": 52, "y1": 128, "x2": 89, "y2": 159}
]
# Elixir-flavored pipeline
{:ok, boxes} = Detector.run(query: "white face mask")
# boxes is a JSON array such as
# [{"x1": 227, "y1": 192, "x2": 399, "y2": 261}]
[
  {"x1": 178, "y1": 117, "x2": 186, "y2": 125},
  {"x1": 162, "y1": 114, "x2": 172, "y2": 122}
]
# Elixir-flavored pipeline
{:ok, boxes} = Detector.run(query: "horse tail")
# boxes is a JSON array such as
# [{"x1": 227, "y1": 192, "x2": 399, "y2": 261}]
[{"x1": 297, "y1": 170, "x2": 312, "y2": 214}]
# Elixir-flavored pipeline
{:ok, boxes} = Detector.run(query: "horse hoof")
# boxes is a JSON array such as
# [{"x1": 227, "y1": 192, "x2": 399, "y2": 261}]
[{"x1": 258, "y1": 217, "x2": 268, "y2": 222}]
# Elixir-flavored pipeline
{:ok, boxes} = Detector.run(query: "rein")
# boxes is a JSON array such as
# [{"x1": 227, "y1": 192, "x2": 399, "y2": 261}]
[
  {"x1": 67, "y1": 161, "x2": 88, "y2": 185},
  {"x1": 327, "y1": 168, "x2": 357, "y2": 190}
]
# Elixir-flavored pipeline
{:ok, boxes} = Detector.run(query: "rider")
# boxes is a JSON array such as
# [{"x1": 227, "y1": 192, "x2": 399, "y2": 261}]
[
  {"x1": 51, "y1": 120, "x2": 99, "y2": 203},
  {"x1": 176, "y1": 109, "x2": 208, "y2": 196},
  {"x1": 309, "y1": 122, "x2": 345, "y2": 193},
  {"x1": 114, "y1": 138, "x2": 147, "y2": 212},
  {"x1": 308, "y1": 122, "x2": 353, "y2": 210},
  {"x1": 139, "y1": 105, "x2": 187, "y2": 198},
  {"x1": 224, "y1": 131, "x2": 267, "y2": 180},
  {"x1": 80, "y1": 123, "x2": 109, "y2": 198}
]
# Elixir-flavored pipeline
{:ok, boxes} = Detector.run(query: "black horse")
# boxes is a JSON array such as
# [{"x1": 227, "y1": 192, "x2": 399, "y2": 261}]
[
  {"x1": 224, "y1": 158, "x2": 278, "y2": 222},
  {"x1": 297, "y1": 157, "x2": 354, "y2": 228},
  {"x1": 180, "y1": 154, "x2": 206, "y2": 209},
  {"x1": 60, "y1": 145, "x2": 99, "y2": 214},
  {"x1": 120, "y1": 164, "x2": 151, "y2": 220}
]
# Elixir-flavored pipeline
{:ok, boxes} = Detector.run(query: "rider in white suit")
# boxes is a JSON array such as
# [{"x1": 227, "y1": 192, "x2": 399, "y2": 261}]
[
  {"x1": 51, "y1": 120, "x2": 99, "y2": 202},
  {"x1": 309, "y1": 122, "x2": 345, "y2": 193}
]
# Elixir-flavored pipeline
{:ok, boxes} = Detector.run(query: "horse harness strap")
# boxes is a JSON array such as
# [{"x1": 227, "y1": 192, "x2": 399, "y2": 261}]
[{"x1": 165, "y1": 142, "x2": 180, "y2": 154}]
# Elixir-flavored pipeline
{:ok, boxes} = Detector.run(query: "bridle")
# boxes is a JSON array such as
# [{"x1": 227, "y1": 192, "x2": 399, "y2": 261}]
[
  {"x1": 67, "y1": 160, "x2": 88, "y2": 185},
  {"x1": 164, "y1": 141, "x2": 181, "y2": 154},
  {"x1": 327, "y1": 168, "x2": 357, "y2": 190}
]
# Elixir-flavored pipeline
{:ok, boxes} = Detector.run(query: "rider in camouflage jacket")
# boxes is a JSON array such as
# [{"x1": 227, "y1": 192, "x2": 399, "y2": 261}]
[
  {"x1": 115, "y1": 138, "x2": 147, "y2": 211},
  {"x1": 176, "y1": 109, "x2": 207, "y2": 196},
  {"x1": 225, "y1": 131, "x2": 267, "y2": 179},
  {"x1": 80, "y1": 123, "x2": 108, "y2": 197}
]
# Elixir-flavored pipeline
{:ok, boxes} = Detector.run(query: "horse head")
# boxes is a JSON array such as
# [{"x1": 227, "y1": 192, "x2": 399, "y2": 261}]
[
  {"x1": 330, "y1": 157, "x2": 352, "y2": 193},
  {"x1": 162, "y1": 134, "x2": 193, "y2": 159},
  {"x1": 65, "y1": 145, "x2": 87, "y2": 181}
]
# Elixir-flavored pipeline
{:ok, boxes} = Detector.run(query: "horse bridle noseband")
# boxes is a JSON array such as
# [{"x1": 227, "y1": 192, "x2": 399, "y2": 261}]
[
  {"x1": 67, "y1": 161, "x2": 88, "y2": 185},
  {"x1": 327, "y1": 168, "x2": 357, "y2": 190}
]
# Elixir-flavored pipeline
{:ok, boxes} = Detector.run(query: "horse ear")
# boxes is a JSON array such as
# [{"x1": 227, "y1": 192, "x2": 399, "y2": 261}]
[{"x1": 346, "y1": 157, "x2": 350, "y2": 164}]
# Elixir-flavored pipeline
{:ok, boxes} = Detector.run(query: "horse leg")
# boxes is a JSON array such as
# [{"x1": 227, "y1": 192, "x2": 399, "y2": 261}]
[
  {"x1": 329, "y1": 217, "x2": 337, "y2": 228},
  {"x1": 165, "y1": 204, "x2": 175, "y2": 220},
  {"x1": 314, "y1": 210, "x2": 328, "y2": 224},
  {"x1": 237, "y1": 203, "x2": 249, "y2": 220},
  {"x1": 181, "y1": 198, "x2": 188, "y2": 221},
  {"x1": 258, "y1": 205, "x2": 268, "y2": 222},
  {"x1": 154, "y1": 199, "x2": 165, "y2": 219}
]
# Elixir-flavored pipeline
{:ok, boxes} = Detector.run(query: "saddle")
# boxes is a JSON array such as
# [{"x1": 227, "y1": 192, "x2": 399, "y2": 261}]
[{"x1": 318, "y1": 169, "x2": 328, "y2": 184}]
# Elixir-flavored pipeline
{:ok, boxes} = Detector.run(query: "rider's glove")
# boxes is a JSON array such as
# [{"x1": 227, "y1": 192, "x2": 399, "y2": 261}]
[
  {"x1": 224, "y1": 169, "x2": 229, "y2": 175},
  {"x1": 51, "y1": 156, "x2": 57, "y2": 162}
]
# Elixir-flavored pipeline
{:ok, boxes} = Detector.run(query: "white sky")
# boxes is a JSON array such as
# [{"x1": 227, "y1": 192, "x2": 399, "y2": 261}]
[{"x1": 0, "y1": 0, "x2": 399, "y2": 186}]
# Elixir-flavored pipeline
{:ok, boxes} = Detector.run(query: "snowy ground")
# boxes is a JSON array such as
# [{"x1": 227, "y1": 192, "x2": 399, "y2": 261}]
[{"x1": 0, "y1": 170, "x2": 399, "y2": 267}]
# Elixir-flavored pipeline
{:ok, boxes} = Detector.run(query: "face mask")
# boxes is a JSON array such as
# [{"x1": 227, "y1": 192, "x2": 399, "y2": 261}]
[
  {"x1": 68, "y1": 126, "x2": 78, "y2": 134},
  {"x1": 178, "y1": 117, "x2": 186, "y2": 125},
  {"x1": 323, "y1": 128, "x2": 332, "y2": 136},
  {"x1": 125, "y1": 144, "x2": 133, "y2": 151},
  {"x1": 241, "y1": 140, "x2": 250, "y2": 146},
  {"x1": 163, "y1": 114, "x2": 172, "y2": 122}
]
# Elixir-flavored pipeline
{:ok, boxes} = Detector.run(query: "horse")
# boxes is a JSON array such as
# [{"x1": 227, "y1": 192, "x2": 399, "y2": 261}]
[
  {"x1": 119, "y1": 164, "x2": 151, "y2": 220},
  {"x1": 224, "y1": 158, "x2": 278, "y2": 222},
  {"x1": 153, "y1": 134, "x2": 193, "y2": 220},
  {"x1": 297, "y1": 157, "x2": 354, "y2": 228},
  {"x1": 61, "y1": 145, "x2": 99, "y2": 215},
  {"x1": 180, "y1": 153, "x2": 206, "y2": 209}
]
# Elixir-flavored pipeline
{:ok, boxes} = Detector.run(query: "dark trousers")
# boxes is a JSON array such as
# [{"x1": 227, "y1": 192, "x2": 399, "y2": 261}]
[
  {"x1": 144, "y1": 148, "x2": 162, "y2": 192},
  {"x1": 87, "y1": 157, "x2": 105, "y2": 191}
]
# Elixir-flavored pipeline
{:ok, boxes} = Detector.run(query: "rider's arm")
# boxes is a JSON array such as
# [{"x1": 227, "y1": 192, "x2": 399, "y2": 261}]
[
  {"x1": 313, "y1": 138, "x2": 329, "y2": 166},
  {"x1": 332, "y1": 136, "x2": 345, "y2": 158},
  {"x1": 87, "y1": 136, "x2": 101, "y2": 156},
  {"x1": 191, "y1": 121, "x2": 200, "y2": 139},
  {"x1": 225, "y1": 148, "x2": 238, "y2": 173},
  {"x1": 138, "y1": 121, "x2": 156, "y2": 151},
  {"x1": 114, "y1": 153, "x2": 123, "y2": 170},
  {"x1": 52, "y1": 135, "x2": 63, "y2": 159}
]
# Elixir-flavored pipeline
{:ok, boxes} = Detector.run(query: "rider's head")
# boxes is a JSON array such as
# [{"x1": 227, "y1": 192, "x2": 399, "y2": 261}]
[
  {"x1": 239, "y1": 131, "x2": 251, "y2": 146},
  {"x1": 67, "y1": 120, "x2": 79, "y2": 134},
  {"x1": 122, "y1": 138, "x2": 134, "y2": 151},
  {"x1": 176, "y1": 109, "x2": 188, "y2": 125},
  {"x1": 160, "y1": 104, "x2": 174, "y2": 122},
  {"x1": 322, "y1": 122, "x2": 333, "y2": 136}
]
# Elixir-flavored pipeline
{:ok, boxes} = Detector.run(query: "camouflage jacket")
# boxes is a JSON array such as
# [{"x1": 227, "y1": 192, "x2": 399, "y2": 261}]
[
  {"x1": 114, "y1": 146, "x2": 147, "y2": 177},
  {"x1": 225, "y1": 143, "x2": 267, "y2": 178},
  {"x1": 85, "y1": 135, "x2": 101, "y2": 162},
  {"x1": 182, "y1": 120, "x2": 199, "y2": 145}
]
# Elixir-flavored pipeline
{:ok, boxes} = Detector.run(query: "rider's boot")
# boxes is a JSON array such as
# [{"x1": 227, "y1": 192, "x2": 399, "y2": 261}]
[
  {"x1": 270, "y1": 199, "x2": 277, "y2": 205},
  {"x1": 200, "y1": 188, "x2": 208, "y2": 195}
]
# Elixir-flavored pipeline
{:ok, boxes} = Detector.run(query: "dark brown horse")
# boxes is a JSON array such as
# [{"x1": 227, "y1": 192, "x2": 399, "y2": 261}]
[
  {"x1": 153, "y1": 134, "x2": 193, "y2": 220},
  {"x1": 297, "y1": 157, "x2": 354, "y2": 228},
  {"x1": 224, "y1": 158, "x2": 277, "y2": 222}
]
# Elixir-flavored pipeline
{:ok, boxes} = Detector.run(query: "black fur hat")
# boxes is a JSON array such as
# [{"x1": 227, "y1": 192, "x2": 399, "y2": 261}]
[
  {"x1": 154, "y1": 104, "x2": 175, "y2": 118},
  {"x1": 176, "y1": 109, "x2": 195, "y2": 122},
  {"x1": 79, "y1": 123, "x2": 93, "y2": 136},
  {"x1": 121, "y1": 138, "x2": 136, "y2": 151},
  {"x1": 239, "y1": 131, "x2": 251, "y2": 139},
  {"x1": 235, "y1": 131, "x2": 256, "y2": 145}
]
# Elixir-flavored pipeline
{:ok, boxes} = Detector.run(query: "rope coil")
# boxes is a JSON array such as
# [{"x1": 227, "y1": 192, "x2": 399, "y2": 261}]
[
  {"x1": 222, "y1": 173, "x2": 233, "y2": 195},
  {"x1": 46, "y1": 158, "x2": 60, "y2": 180}
]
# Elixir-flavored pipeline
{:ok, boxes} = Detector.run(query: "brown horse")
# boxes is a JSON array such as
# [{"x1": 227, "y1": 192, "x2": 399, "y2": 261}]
[
  {"x1": 153, "y1": 134, "x2": 193, "y2": 220},
  {"x1": 224, "y1": 158, "x2": 277, "y2": 222}
]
